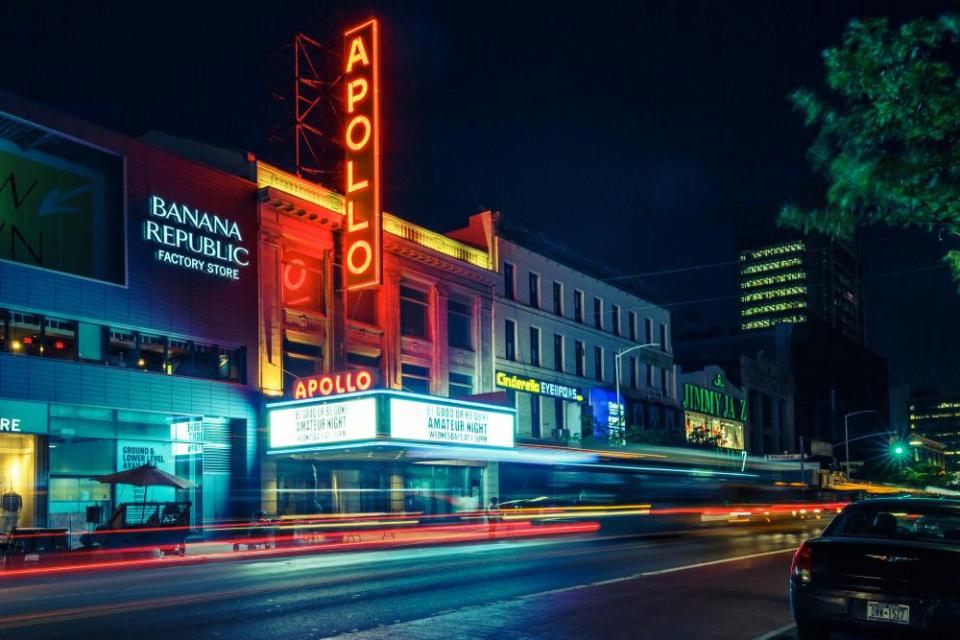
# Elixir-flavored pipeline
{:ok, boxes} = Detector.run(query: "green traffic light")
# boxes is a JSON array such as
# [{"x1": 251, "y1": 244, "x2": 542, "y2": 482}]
[{"x1": 894, "y1": 446, "x2": 904, "y2": 455}]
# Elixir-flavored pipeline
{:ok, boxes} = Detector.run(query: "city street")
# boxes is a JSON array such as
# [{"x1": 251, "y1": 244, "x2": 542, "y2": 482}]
[{"x1": 0, "y1": 522, "x2": 823, "y2": 640}]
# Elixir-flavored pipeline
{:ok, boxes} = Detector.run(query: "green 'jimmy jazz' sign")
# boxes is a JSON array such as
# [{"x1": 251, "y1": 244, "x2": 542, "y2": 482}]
[{"x1": 682, "y1": 383, "x2": 748, "y2": 422}]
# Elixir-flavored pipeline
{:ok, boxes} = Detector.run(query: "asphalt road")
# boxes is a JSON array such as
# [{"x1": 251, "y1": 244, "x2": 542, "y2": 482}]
[{"x1": 0, "y1": 521, "x2": 826, "y2": 640}]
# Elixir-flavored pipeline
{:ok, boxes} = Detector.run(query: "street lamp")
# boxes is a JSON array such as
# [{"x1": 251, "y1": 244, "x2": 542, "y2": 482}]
[
  {"x1": 614, "y1": 343, "x2": 662, "y2": 443},
  {"x1": 843, "y1": 410, "x2": 882, "y2": 477}
]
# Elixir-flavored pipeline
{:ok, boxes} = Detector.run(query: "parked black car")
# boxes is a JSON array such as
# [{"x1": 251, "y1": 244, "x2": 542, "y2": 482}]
[{"x1": 790, "y1": 496, "x2": 960, "y2": 638}]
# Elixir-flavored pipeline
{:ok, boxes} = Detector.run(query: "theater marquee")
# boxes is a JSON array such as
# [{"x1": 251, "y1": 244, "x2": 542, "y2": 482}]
[{"x1": 342, "y1": 19, "x2": 382, "y2": 290}]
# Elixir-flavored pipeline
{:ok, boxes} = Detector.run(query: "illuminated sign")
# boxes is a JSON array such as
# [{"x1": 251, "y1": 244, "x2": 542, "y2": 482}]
[
  {"x1": 143, "y1": 195, "x2": 250, "y2": 280},
  {"x1": 342, "y1": 19, "x2": 382, "y2": 290},
  {"x1": 0, "y1": 114, "x2": 125, "y2": 284},
  {"x1": 389, "y1": 397, "x2": 515, "y2": 448},
  {"x1": 0, "y1": 399, "x2": 48, "y2": 434},
  {"x1": 495, "y1": 371, "x2": 583, "y2": 402},
  {"x1": 293, "y1": 369, "x2": 374, "y2": 399},
  {"x1": 171, "y1": 419, "x2": 203, "y2": 456},
  {"x1": 682, "y1": 383, "x2": 748, "y2": 422},
  {"x1": 269, "y1": 397, "x2": 377, "y2": 448},
  {"x1": 282, "y1": 248, "x2": 323, "y2": 310}
]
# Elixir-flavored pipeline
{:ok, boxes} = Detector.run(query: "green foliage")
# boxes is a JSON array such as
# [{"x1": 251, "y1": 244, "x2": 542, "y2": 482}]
[
  {"x1": 780, "y1": 15, "x2": 960, "y2": 287},
  {"x1": 897, "y1": 461, "x2": 955, "y2": 488}
]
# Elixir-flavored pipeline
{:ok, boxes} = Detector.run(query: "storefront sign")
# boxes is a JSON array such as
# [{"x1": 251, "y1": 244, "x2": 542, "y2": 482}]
[
  {"x1": 117, "y1": 439, "x2": 175, "y2": 501},
  {"x1": 0, "y1": 399, "x2": 48, "y2": 434},
  {"x1": 495, "y1": 371, "x2": 583, "y2": 402},
  {"x1": 269, "y1": 397, "x2": 377, "y2": 448},
  {"x1": 342, "y1": 19, "x2": 382, "y2": 290},
  {"x1": 292, "y1": 369, "x2": 374, "y2": 400},
  {"x1": 143, "y1": 195, "x2": 250, "y2": 280},
  {"x1": 389, "y1": 398, "x2": 515, "y2": 448},
  {"x1": 682, "y1": 383, "x2": 748, "y2": 422}
]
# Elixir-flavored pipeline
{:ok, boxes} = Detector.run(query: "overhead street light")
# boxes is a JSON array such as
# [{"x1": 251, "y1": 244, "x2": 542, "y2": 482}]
[
  {"x1": 843, "y1": 409, "x2": 883, "y2": 477},
  {"x1": 613, "y1": 343, "x2": 663, "y2": 444}
]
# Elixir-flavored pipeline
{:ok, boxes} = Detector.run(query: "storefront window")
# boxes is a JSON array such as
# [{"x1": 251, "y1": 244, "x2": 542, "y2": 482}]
[
  {"x1": 0, "y1": 433, "x2": 36, "y2": 528},
  {"x1": 684, "y1": 411, "x2": 744, "y2": 450},
  {"x1": 8, "y1": 311, "x2": 42, "y2": 357},
  {"x1": 48, "y1": 477, "x2": 111, "y2": 540}
]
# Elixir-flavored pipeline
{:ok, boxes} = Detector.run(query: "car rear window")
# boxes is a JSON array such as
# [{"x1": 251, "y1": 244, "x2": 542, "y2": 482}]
[{"x1": 828, "y1": 506, "x2": 960, "y2": 544}]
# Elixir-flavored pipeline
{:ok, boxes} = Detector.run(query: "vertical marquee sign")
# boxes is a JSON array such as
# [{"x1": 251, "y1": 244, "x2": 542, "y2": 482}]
[{"x1": 343, "y1": 19, "x2": 382, "y2": 290}]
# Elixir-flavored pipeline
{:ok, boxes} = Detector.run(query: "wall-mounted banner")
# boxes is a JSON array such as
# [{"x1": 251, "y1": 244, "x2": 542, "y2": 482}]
[
  {"x1": 269, "y1": 397, "x2": 377, "y2": 448},
  {"x1": 292, "y1": 369, "x2": 375, "y2": 400},
  {"x1": 143, "y1": 195, "x2": 250, "y2": 280},
  {"x1": 495, "y1": 371, "x2": 583, "y2": 402},
  {"x1": 0, "y1": 113, "x2": 125, "y2": 284},
  {"x1": 342, "y1": 19, "x2": 382, "y2": 290},
  {"x1": 682, "y1": 383, "x2": 748, "y2": 422},
  {"x1": 389, "y1": 397, "x2": 515, "y2": 448}
]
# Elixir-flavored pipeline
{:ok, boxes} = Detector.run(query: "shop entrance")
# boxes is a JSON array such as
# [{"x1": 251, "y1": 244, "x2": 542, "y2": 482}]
[{"x1": 0, "y1": 433, "x2": 37, "y2": 528}]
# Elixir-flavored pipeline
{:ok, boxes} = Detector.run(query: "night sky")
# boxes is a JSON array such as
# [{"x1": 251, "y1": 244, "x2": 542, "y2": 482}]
[{"x1": 2, "y1": 0, "x2": 957, "y2": 399}]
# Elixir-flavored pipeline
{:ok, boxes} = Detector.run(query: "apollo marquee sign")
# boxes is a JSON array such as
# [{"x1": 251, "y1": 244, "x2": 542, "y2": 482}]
[{"x1": 143, "y1": 195, "x2": 250, "y2": 280}]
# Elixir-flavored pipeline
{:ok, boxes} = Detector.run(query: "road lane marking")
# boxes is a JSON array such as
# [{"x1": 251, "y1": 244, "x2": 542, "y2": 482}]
[
  {"x1": 639, "y1": 548, "x2": 795, "y2": 576},
  {"x1": 753, "y1": 622, "x2": 796, "y2": 640}
]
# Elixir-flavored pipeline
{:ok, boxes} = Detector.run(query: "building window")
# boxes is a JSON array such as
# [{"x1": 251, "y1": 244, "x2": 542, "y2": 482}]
[
  {"x1": 108, "y1": 328, "x2": 136, "y2": 367},
  {"x1": 505, "y1": 319, "x2": 517, "y2": 361},
  {"x1": 283, "y1": 333, "x2": 323, "y2": 391},
  {"x1": 347, "y1": 351, "x2": 381, "y2": 371},
  {"x1": 400, "y1": 285, "x2": 429, "y2": 339},
  {"x1": 401, "y1": 363, "x2": 431, "y2": 394},
  {"x1": 447, "y1": 299, "x2": 473, "y2": 350},
  {"x1": 646, "y1": 363, "x2": 653, "y2": 388},
  {"x1": 660, "y1": 323, "x2": 668, "y2": 352},
  {"x1": 574, "y1": 290, "x2": 584, "y2": 323},
  {"x1": 43, "y1": 317, "x2": 77, "y2": 361},
  {"x1": 529, "y1": 272, "x2": 540, "y2": 308},
  {"x1": 449, "y1": 372, "x2": 473, "y2": 398},
  {"x1": 594, "y1": 345, "x2": 603, "y2": 381},
  {"x1": 347, "y1": 289, "x2": 377, "y2": 325},
  {"x1": 530, "y1": 326, "x2": 541, "y2": 367},
  {"x1": 629, "y1": 311, "x2": 637, "y2": 342},
  {"x1": 504, "y1": 262, "x2": 515, "y2": 300},
  {"x1": 553, "y1": 281, "x2": 563, "y2": 316},
  {"x1": 645, "y1": 317, "x2": 653, "y2": 344},
  {"x1": 530, "y1": 395, "x2": 541, "y2": 438},
  {"x1": 77, "y1": 322, "x2": 104, "y2": 363},
  {"x1": 611, "y1": 305, "x2": 621, "y2": 336},
  {"x1": 554, "y1": 398, "x2": 565, "y2": 431},
  {"x1": 630, "y1": 356, "x2": 638, "y2": 389},
  {"x1": 138, "y1": 333, "x2": 166, "y2": 372},
  {"x1": 8, "y1": 312, "x2": 42, "y2": 357},
  {"x1": 594, "y1": 298, "x2": 603, "y2": 330},
  {"x1": 575, "y1": 340, "x2": 585, "y2": 377},
  {"x1": 661, "y1": 367, "x2": 668, "y2": 393},
  {"x1": 553, "y1": 333, "x2": 564, "y2": 372}
]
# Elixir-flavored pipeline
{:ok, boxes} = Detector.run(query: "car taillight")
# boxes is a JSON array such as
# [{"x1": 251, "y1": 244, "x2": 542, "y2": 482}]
[{"x1": 791, "y1": 541, "x2": 813, "y2": 584}]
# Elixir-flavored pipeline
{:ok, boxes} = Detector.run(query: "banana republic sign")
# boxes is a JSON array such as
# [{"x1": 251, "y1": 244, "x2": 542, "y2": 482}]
[{"x1": 682, "y1": 383, "x2": 748, "y2": 422}]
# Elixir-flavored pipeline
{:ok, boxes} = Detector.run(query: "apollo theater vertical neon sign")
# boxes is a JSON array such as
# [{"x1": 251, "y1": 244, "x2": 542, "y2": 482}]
[{"x1": 343, "y1": 19, "x2": 381, "y2": 290}]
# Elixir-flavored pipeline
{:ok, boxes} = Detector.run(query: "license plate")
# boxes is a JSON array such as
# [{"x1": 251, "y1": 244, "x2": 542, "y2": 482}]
[{"x1": 866, "y1": 601, "x2": 910, "y2": 625}]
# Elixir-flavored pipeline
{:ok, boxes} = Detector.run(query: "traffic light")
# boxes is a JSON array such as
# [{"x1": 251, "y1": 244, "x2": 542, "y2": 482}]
[{"x1": 894, "y1": 445, "x2": 904, "y2": 455}]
